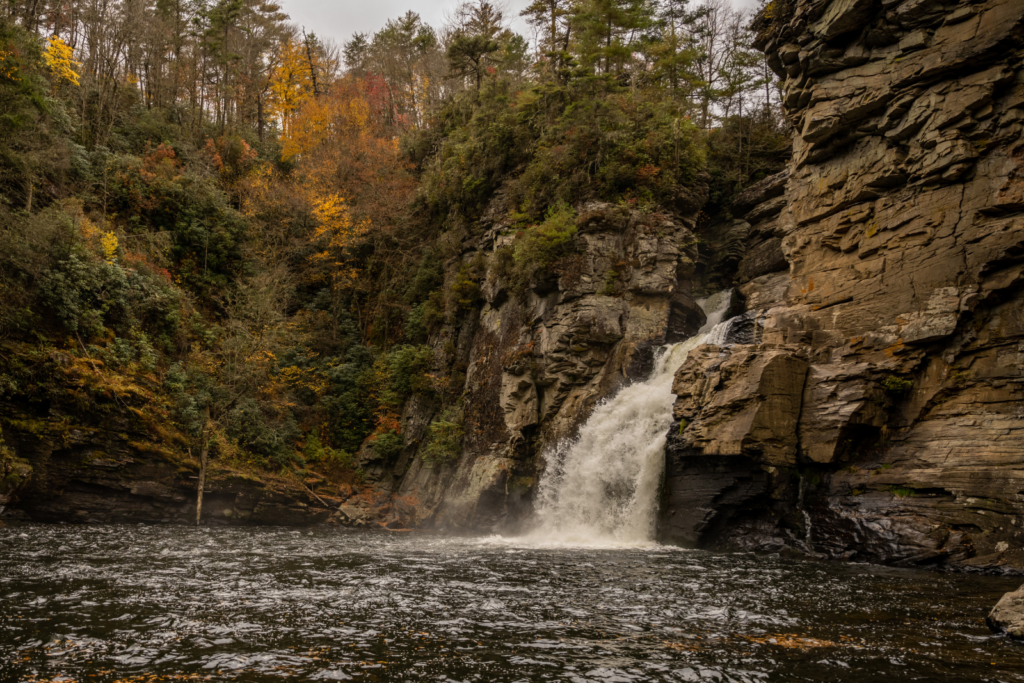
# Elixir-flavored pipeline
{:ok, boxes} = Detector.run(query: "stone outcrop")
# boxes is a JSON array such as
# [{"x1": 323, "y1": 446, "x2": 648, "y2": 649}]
[
  {"x1": 661, "y1": 0, "x2": 1024, "y2": 573},
  {"x1": 989, "y1": 584, "x2": 1024, "y2": 639},
  {"x1": 362, "y1": 200, "x2": 706, "y2": 530}
]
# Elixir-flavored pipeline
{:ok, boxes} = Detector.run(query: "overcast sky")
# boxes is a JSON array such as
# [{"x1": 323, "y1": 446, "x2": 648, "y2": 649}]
[{"x1": 281, "y1": 0, "x2": 763, "y2": 49}]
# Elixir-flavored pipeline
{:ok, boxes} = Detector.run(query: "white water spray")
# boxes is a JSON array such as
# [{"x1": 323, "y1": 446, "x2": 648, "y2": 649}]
[{"x1": 525, "y1": 290, "x2": 734, "y2": 547}]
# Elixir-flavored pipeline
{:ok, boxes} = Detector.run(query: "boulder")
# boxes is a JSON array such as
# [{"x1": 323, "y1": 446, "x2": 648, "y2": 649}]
[{"x1": 988, "y1": 585, "x2": 1024, "y2": 640}]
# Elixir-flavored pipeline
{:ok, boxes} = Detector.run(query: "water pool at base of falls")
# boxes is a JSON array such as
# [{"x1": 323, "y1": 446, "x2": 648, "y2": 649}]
[{"x1": 1, "y1": 525, "x2": 1022, "y2": 682}]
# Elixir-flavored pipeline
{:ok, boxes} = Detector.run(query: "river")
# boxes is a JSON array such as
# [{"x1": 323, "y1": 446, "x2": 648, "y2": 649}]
[{"x1": 1, "y1": 525, "x2": 1021, "y2": 682}]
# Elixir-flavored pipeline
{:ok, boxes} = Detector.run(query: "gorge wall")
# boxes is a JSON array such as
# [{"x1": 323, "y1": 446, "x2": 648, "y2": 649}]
[
  {"x1": 661, "y1": 0, "x2": 1024, "y2": 573},
  {"x1": 6, "y1": 0, "x2": 1024, "y2": 582},
  {"x1": 349, "y1": 194, "x2": 709, "y2": 531}
]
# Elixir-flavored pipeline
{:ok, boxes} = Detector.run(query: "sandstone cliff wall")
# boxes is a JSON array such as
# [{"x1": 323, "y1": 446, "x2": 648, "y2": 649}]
[
  {"x1": 354, "y1": 196, "x2": 708, "y2": 531},
  {"x1": 662, "y1": 0, "x2": 1024, "y2": 573}
]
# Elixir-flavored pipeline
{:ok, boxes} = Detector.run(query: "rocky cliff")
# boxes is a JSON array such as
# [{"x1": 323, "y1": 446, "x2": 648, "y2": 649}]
[
  {"x1": 661, "y1": 0, "x2": 1024, "y2": 573},
  {"x1": 8, "y1": 0, "x2": 1024, "y2": 572},
  {"x1": 348, "y1": 195, "x2": 708, "y2": 531}
]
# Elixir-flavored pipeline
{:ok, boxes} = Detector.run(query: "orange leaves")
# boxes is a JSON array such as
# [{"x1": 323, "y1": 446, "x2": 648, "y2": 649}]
[
  {"x1": 280, "y1": 76, "x2": 384, "y2": 165},
  {"x1": 372, "y1": 409, "x2": 401, "y2": 437},
  {"x1": 280, "y1": 88, "x2": 372, "y2": 162},
  {"x1": 273, "y1": 75, "x2": 417, "y2": 338},
  {"x1": 636, "y1": 163, "x2": 661, "y2": 183},
  {"x1": 139, "y1": 143, "x2": 180, "y2": 183}
]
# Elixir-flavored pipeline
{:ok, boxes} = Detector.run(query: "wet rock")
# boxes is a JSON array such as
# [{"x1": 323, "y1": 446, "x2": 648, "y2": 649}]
[
  {"x1": 659, "y1": 453, "x2": 769, "y2": 546},
  {"x1": 663, "y1": 0, "x2": 1024, "y2": 572},
  {"x1": 988, "y1": 585, "x2": 1024, "y2": 639},
  {"x1": 384, "y1": 198, "x2": 706, "y2": 531},
  {"x1": 672, "y1": 345, "x2": 808, "y2": 467}
]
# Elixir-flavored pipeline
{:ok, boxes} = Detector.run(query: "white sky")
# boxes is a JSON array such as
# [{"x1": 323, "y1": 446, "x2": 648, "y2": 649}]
[{"x1": 281, "y1": 0, "x2": 762, "y2": 49}]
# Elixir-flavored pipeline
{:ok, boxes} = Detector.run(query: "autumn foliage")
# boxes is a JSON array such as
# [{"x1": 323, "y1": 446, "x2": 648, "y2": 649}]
[{"x1": 0, "y1": 0, "x2": 785, "y2": 494}]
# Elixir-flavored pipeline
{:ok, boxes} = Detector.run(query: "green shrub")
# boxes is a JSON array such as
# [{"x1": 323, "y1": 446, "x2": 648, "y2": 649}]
[
  {"x1": 449, "y1": 264, "x2": 482, "y2": 314},
  {"x1": 303, "y1": 429, "x2": 356, "y2": 471},
  {"x1": 514, "y1": 203, "x2": 577, "y2": 269},
  {"x1": 41, "y1": 249, "x2": 129, "y2": 336},
  {"x1": 225, "y1": 397, "x2": 301, "y2": 468},
  {"x1": 887, "y1": 486, "x2": 915, "y2": 498},
  {"x1": 415, "y1": 77, "x2": 705, "y2": 230},
  {"x1": 386, "y1": 345, "x2": 434, "y2": 396},
  {"x1": 497, "y1": 203, "x2": 579, "y2": 295},
  {"x1": 598, "y1": 269, "x2": 619, "y2": 296},
  {"x1": 882, "y1": 376, "x2": 913, "y2": 394},
  {"x1": 371, "y1": 430, "x2": 403, "y2": 460},
  {"x1": 320, "y1": 355, "x2": 376, "y2": 452},
  {"x1": 405, "y1": 295, "x2": 444, "y2": 342},
  {"x1": 421, "y1": 404, "x2": 464, "y2": 467}
]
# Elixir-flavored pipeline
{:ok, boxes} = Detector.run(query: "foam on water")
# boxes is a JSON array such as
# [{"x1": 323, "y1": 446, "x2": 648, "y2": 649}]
[{"x1": 508, "y1": 290, "x2": 734, "y2": 549}]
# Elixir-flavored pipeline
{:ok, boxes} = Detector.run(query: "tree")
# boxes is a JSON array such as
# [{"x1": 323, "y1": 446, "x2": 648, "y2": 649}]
[
  {"x1": 359, "y1": 11, "x2": 444, "y2": 128},
  {"x1": 449, "y1": 0, "x2": 506, "y2": 40},
  {"x1": 344, "y1": 32, "x2": 369, "y2": 75},
  {"x1": 650, "y1": 0, "x2": 701, "y2": 97},
  {"x1": 269, "y1": 36, "x2": 312, "y2": 136},
  {"x1": 278, "y1": 74, "x2": 416, "y2": 338},
  {"x1": 42, "y1": 35, "x2": 80, "y2": 86},
  {"x1": 572, "y1": 0, "x2": 655, "y2": 75},
  {"x1": 167, "y1": 266, "x2": 294, "y2": 524},
  {"x1": 447, "y1": 34, "x2": 499, "y2": 90},
  {"x1": 521, "y1": 0, "x2": 570, "y2": 57}
]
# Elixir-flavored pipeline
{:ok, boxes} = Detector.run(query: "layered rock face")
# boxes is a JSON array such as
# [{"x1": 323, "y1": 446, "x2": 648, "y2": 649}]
[
  {"x1": 662, "y1": 0, "x2": 1024, "y2": 573},
  {"x1": 358, "y1": 200, "x2": 706, "y2": 530}
]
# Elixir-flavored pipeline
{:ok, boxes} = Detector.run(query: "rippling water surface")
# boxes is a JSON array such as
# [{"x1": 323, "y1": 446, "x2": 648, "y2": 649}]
[{"x1": 1, "y1": 525, "x2": 1022, "y2": 682}]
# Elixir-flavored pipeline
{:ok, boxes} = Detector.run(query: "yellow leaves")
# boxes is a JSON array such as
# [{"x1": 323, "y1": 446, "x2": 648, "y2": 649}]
[
  {"x1": 311, "y1": 193, "x2": 370, "y2": 270},
  {"x1": 0, "y1": 48, "x2": 20, "y2": 82},
  {"x1": 312, "y1": 194, "x2": 349, "y2": 229},
  {"x1": 42, "y1": 36, "x2": 80, "y2": 86},
  {"x1": 269, "y1": 38, "x2": 312, "y2": 138},
  {"x1": 278, "y1": 364, "x2": 329, "y2": 397},
  {"x1": 239, "y1": 162, "x2": 276, "y2": 217},
  {"x1": 100, "y1": 231, "x2": 119, "y2": 263}
]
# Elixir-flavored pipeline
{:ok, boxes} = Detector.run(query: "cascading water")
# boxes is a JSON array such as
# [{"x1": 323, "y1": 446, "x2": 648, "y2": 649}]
[{"x1": 527, "y1": 290, "x2": 734, "y2": 546}]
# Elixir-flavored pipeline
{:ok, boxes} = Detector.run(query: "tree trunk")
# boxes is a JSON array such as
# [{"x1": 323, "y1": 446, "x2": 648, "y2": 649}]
[
  {"x1": 304, "y1": 32, "x2": 319, "y2": 97},
  {"x1": 195, "y1": 431, "x2": 210, "y2": 526},
  {"x1": 257, "y1": 93, "x2": 264, "y2": 144}
]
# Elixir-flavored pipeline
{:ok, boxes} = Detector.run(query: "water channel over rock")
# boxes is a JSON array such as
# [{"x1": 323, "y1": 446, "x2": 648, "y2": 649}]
[
  {"x1": 528, "y1": 291, "x2": 733, "y2": 546},
  {"x1": 2, "y1": 525, "x2": 1022, "y2": 682}
]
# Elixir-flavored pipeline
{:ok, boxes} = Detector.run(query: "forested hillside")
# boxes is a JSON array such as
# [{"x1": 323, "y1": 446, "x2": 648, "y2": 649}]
[{"x1": 0, "y1": 0, "x2": 787, "y2": 518}]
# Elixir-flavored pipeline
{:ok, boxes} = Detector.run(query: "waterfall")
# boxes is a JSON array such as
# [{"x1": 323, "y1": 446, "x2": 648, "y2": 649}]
[{"x1": 526, "y1": 290, "x2": 734, "y2": 546}]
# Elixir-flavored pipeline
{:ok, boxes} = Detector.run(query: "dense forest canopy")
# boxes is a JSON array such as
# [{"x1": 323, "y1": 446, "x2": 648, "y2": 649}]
[{"x1": 0, "y1": 0, "x2": 787, "y2": 486}]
